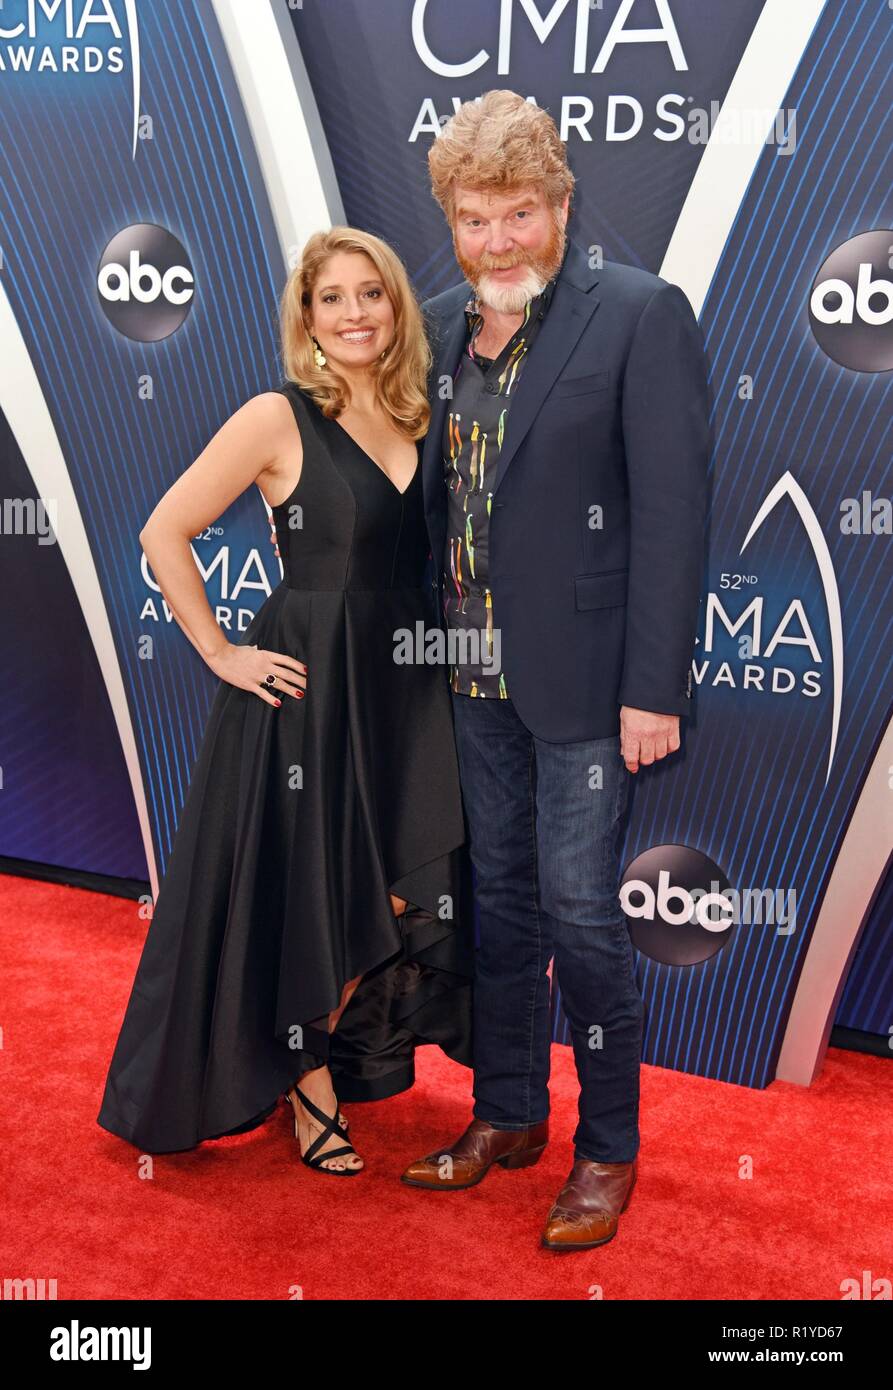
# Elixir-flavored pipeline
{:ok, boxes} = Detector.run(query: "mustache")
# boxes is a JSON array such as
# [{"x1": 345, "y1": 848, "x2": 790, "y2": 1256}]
[{"x1": 479, "y1": 257, "x2": 526, "y2": 271}]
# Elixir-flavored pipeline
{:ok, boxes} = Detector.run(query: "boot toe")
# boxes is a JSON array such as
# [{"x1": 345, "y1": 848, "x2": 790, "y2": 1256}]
[{"x1": 542, "y1": 1208, "x2": 615, "y2": 1248}]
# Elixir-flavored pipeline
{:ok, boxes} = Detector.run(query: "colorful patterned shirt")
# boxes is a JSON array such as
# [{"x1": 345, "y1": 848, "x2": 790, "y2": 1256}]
[{"x1": 442, "y1": 278, "x2": 556, "y2": 696}]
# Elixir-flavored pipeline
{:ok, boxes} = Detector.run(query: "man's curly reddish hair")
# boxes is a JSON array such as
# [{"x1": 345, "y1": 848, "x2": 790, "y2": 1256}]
[{"x1": 428, "y1": 89, "x2": 575, "y2": 225}]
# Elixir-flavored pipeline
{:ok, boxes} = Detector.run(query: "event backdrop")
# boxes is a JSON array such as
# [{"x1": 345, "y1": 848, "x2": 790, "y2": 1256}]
[{"x1": 0, "y1": 0, "x2": 890, "y2": 1089}]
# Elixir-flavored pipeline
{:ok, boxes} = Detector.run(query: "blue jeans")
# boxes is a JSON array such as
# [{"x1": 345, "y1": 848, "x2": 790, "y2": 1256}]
[{"x1": 451, "y1": 693, "x2": 644, "y2": 1164}]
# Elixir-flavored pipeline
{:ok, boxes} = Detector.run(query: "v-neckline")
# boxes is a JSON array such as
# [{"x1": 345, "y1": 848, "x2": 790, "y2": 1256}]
[{"x1": 329, "y1": 416, "x2": 421, "y2": 498}]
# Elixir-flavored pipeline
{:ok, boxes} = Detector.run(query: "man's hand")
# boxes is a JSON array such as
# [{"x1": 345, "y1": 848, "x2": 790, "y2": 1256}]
[{"x1": 619, "y1": 706, "x2": 680, "y2": 773}]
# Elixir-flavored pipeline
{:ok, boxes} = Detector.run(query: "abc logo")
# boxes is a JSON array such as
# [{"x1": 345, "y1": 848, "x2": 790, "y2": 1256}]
[
  {"x1": 97, "y1": 224, "x2": 195, "y2": 342},
  {"x1": 620, "y1": 845, "x2": 734, "y2": 967},
  {"x1": 808, "y1": 229, "x2": 893, "y2": 372}
]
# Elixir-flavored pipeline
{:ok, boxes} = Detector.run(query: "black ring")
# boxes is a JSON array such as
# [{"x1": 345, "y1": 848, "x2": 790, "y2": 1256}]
[{"x1": 264, "y1": 674, "x2": 276, "y2": 686}]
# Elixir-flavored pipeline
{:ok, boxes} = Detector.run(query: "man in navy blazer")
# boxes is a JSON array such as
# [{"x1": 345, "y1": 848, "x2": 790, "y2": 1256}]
[{"x1": 399, "y1": 90, "x2": 711, "y2": 1251}]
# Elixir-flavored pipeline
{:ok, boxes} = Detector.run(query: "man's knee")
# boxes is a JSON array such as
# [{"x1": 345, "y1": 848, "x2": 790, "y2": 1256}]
[{"x1": 539, "y1": 870, "x2": 625, "y2": 928}]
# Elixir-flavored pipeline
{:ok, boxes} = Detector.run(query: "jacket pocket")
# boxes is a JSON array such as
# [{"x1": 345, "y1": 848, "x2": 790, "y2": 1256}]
[
  {"x1": 552, "y1": 369, "x2": 610, "y2": 398},
  {"x1": 574, "y1": 568, "x2": 628, "y2": 610}
]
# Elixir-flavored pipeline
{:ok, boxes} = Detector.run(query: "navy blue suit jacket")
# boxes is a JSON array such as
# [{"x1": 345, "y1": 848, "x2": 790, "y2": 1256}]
[{"x1": 420, "y1": 238, "x2": 712, "y2": 742}]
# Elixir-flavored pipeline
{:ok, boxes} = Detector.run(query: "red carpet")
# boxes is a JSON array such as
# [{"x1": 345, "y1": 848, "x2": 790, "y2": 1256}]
[{"x1": 1, "y1": 872, "x2": 890, "y2": 1301}]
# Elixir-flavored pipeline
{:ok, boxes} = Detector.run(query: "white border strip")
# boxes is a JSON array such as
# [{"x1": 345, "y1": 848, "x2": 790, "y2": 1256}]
[
  {"x1": 0, "y1": 283, "x2": 159, "y2": 897},
  {"x1": 210, "y1": 0, "x2": 346, "y2": 259},
  {"x1": 661, "y1": 0, "x2": 828, "y2": 313},
  {"x1": 776, "y1": 717, "x2": 893, "y2": 1084}
]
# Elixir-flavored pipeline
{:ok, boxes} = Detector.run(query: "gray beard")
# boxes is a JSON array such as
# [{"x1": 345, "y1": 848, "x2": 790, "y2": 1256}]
[{"x1": 476, "y1": 268, "x2": 545, "y2": 314}]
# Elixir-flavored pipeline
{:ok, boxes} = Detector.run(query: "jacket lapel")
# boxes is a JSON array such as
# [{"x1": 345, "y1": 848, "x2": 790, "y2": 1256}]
[
  {"x1": 491, "y1": 242, "x2": 601, "y2": 495},
  {"x1": 421, "y1": 239, "x2": 602, "y2": 530},
  {"x1": 421, "y1": 290, "x2": 467, "y2": 546}
]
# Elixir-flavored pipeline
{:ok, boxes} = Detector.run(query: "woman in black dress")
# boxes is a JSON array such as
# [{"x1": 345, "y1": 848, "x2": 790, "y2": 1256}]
[{"x1": 97, "y1": 228, "x2": 473, "y2": 1174}]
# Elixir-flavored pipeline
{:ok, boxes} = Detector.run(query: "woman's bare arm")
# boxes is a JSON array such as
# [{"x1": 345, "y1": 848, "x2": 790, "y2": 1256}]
[{"x1": 140, "y1": 391, "x2": 306, "y2": 703}]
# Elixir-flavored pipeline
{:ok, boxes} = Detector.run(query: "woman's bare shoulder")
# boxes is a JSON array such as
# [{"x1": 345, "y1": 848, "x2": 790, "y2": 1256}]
[
  {"x1": 235, "y1": 389, "x2": 302, "y2": 449},
  {"x1": 242, "y1": 387, "x2": 297, "y2": 422},
  {"x1": 244, "y1": 390, "x2": 304, "y2": 509}
]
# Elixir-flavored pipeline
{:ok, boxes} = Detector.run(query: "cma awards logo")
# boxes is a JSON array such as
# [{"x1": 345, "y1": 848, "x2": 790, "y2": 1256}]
[
  {"x1": 97, "y1": 224, "x2": 195, "y2": 342},
  {"x1": 410, "y1": 0, "x2": 713, "y2": 145},
  {"x1": 696, "y1": 473, "x2": 843, "y2": 786},
  {"x1": 0, "y1": 0, "x2": 141, "y2": 159},
  {"x1": 809, "y1": 230, "x2": 893, "y2": 373},
  {"x1": 141, "y1": 536, "x2": 279, "y2": 636},
  {"x1": 413, "y1": 0, "x2": 687, "y2": 77},
  {"x1": 620, "y1": 846, "x2": 734, "y2": 967}
]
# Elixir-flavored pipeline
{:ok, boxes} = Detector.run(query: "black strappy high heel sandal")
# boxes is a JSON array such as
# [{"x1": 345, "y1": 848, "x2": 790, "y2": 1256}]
[{"x1": 286, "y1": 1084, "x2": 363, "y2": 1176}]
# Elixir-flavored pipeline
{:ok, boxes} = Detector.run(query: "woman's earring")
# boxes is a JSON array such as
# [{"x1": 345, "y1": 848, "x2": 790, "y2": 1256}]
[{"x1": 311, "y1": 335, "x2": 327, "y2": 368}]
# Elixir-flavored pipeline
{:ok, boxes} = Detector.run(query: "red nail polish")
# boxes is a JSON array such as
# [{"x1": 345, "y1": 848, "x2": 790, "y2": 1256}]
[{"x1": 275, "y1": 699, "x2": 281, "y2": 707}]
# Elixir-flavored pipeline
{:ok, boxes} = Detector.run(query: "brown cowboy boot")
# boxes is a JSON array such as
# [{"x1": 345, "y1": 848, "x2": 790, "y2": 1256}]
[
  {"x1": 542, "y1": 1158, "x2": 637, "y2": 1249},
  {"x1": 400, "y1": 1116, "x2": 549, "y2": 1190}
]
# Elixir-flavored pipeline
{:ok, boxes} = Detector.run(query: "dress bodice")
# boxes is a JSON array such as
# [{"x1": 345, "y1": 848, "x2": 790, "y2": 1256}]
[{"x1": 274, "y1": 383, "x2": 427, "y2": 592}]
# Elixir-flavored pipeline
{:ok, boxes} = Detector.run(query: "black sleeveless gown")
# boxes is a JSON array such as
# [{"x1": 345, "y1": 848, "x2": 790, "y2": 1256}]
[{"x1": 97, "y1": 382, "x2": 474, "y2": 1154}]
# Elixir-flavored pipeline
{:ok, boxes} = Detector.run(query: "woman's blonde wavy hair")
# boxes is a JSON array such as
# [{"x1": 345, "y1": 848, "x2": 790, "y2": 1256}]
[{"x1": 279, "y1": 227, "x2": 432, "y2": 440}]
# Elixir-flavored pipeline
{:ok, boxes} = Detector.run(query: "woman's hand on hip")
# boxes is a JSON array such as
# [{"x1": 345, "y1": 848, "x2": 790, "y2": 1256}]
[{"x1": 206, "y1": 643, "x2": 307, "y2": 706}]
